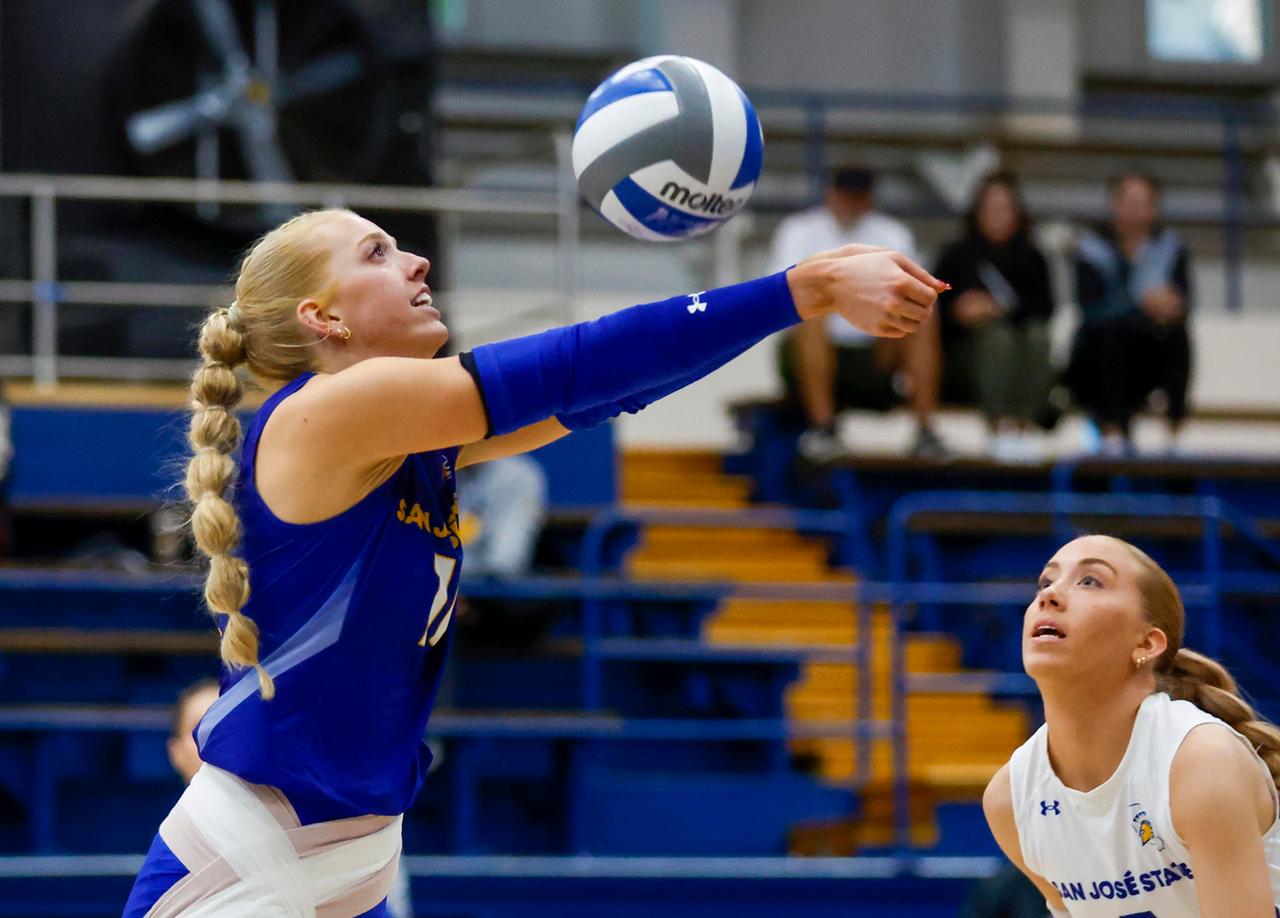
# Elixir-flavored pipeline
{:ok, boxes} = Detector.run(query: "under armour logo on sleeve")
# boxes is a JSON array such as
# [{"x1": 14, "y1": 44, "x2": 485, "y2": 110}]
[
  {"x1": 687, "y1": 291, "x2": 707, "y2": 314},
  {"x1": 1040, "y1": 800, "x2": 1061, "y2": 815}
]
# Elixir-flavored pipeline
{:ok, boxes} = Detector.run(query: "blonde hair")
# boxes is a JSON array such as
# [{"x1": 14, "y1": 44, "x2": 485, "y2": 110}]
[
  {"x1": 1115, "y1": 537, "x2": 1280, "y2": 794},
  {"x1": 185, "y1": 208, "x2": 348, "y2": 699}
]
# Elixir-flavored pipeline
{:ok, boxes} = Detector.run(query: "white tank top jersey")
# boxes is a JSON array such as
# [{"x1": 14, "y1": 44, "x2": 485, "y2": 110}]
[{"x1": 1008, "y1": 692, "x2": 1280, "y2": 917}]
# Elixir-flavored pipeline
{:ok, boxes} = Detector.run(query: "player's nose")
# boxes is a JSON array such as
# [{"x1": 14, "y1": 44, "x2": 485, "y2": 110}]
[
  {"x1": 405, "y1": 252, "x2": 429, "y2": 281},
  {"x1": 1038, "y1": 584, "x2": 1063, "y2": 611}
]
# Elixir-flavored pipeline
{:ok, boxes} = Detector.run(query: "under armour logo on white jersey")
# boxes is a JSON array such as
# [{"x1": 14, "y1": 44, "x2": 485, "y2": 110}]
[
  {"x1": 687, "y1": 291, "x2": 707, "y2": 314},
  {"x1": 1040, "y1": 800, "x2": 1061, "y2": 815}
]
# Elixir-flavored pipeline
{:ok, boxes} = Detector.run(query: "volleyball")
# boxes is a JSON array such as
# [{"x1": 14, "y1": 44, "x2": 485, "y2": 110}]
[{"x1": 573, "y1": 55, "x2": 764, "y2": 242}]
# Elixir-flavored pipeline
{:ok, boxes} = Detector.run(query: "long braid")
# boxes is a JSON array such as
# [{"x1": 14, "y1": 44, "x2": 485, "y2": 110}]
[
  {"x1": 186, "y1": 306, "x2": 273, "y2": 699},
  {"x1": 183, "y1": 207, "x2": 354, "y2": 698}
]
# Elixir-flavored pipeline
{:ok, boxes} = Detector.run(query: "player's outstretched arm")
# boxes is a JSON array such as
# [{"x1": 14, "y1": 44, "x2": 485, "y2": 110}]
[
  {"x1": 464, "y1": 250, "x2": 942, "y2": 440},
  {"x1": 280, "y1": 250, "x2": 942, "y2": 471},
  {"x1": 1171, "y1": 724, "x2": 1277, "y2": 918},
  {"x1": 982, "y1": 765, "x2": 1069, "y2": 915}
]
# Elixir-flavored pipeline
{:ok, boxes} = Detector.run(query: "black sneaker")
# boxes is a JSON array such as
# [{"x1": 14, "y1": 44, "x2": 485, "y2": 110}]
[{"x1": 911, "y1": 425, "x2": 950, "y2": 460}]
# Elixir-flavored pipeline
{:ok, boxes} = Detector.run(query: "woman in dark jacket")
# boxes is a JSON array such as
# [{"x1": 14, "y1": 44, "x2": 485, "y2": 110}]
[
  {"x1": 1067, "y1": 171, "x2": 1192, "y2": 454},
  {"x1": 936, "y1": 172, "x2": 1055, "y2": 460}
]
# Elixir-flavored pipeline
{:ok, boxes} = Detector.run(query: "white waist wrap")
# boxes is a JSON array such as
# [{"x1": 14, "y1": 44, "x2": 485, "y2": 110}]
[{"x1": 147, "y1": 764, "x2": 402, "y2": 917}]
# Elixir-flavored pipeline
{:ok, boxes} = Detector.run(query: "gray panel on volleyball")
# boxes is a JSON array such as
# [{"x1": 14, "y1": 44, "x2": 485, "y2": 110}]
[{"x1": 577, "y1": 57, "x2": 715, "y2": 210}]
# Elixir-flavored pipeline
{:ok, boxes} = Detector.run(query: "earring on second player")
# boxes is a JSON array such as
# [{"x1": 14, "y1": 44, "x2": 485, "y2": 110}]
[
  {"x1": 1135, "y1": 655, "x2": 1148, "y2": 669},
  {"x1": 327, "y1": 325, "x2": 352, "y2": 342}
]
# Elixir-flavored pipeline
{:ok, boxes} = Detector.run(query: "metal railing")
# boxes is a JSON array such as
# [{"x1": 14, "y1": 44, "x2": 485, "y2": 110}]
[
  {"x1": 0, "y1": 152, "x2": 582, "y2": 387},
  {"x1": 441, "y1": 76, "x2": 1279, "y2": 309},
  {"x1": 1, "y1": 83, "x2": 1275, "y2": 387},
  {"x1": 4, "y1": 487, "x2": 1280, "y2": 852}
]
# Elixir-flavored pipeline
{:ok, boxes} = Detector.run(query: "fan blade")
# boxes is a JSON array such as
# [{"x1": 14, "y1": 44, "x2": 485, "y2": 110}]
[
  {"x1": 234, "y1": 104, "x2": 292, "y2": 177},
  {"x1": 276, "y1": 50, "x2": 364, "y2": 105},
  {"x1": 126, "y1": 84, "x2": 237, "y2": 154},
  {"x1": 254, "y1": 0, "x2": 279, "y2": 86},
  {"x1": 234, "y1": 105, "x2": 296, "y2": 224},
  {"x1": 194, "y1": 0, "x2": 251, "y2": 74}
]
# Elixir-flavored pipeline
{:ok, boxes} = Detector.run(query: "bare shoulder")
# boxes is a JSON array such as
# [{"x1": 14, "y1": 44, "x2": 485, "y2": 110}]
[
  {"x1": 1171, "y1": 722, "x2": 1274, "y2": 839},
  {"x1": 250, "y1": 355, "x2": 487, "y2": 521},
  {"x1": 1173, "y1": 721, "x2": 1263, "y2": 786},
  {"x1": 983, "y1": 763, "x2": 1013, "y2": 819},
  {"x1": 262, "y1": 356, "x2": 486, "y2": 468},
  {"x1": 982, "y1": 765, "x2": 1019, "y2": 855}
]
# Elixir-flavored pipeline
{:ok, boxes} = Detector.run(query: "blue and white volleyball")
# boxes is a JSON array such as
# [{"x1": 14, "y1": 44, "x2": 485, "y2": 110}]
[{"x1": 573, "y1": 55, "x2": 764, "y2": 242}]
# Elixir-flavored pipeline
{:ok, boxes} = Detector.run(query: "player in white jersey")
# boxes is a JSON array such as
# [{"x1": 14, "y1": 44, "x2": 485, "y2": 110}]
[{"x1": 983, "y1": 534, "x2": 1280, "y2": 917}]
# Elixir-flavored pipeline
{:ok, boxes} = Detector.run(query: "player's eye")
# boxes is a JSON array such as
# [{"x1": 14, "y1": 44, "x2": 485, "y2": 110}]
[
  {"x1": 1079, "y1": 574, "x2": 1101, "y2": 587},
  {"x1": 1036, "y1": 576, "x2": 1051, "y2": 591},
  {"x1": 369, "y1": 241, "x2": 387, "y2": 259}
]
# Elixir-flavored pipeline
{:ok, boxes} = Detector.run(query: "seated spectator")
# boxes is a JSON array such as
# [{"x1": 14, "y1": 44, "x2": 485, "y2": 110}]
[
  {"x1": 450, "y1": 454, "x2": 552, "y2": 648},
  {"x1": 1067, "y1": 171, "x2": 1193, "y2": 454},
  {"x1": 457, "y1": 454, "x2": 548, "y2": 579},
  {"x1": 935, "y1": 172, "x2": 1055, "y2": 462},
  {"x1": 771, "y1": 165, "x2": 945, "y2": 460}
]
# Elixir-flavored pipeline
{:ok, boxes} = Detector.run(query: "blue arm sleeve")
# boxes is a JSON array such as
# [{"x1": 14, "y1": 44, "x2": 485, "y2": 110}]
[
  {"x1": 466, "y1": 271, "x2": 799, "y2": 437},
  {"x1": 554, "y1": 338, "x2": 756, "y2": 430}
]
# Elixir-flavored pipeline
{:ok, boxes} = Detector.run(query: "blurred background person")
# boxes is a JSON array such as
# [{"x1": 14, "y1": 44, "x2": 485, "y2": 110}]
[
  {"x1": 450, "y1": 453, "x2": 552, "y2": 649},
  {"x1": 166, "y1": 679, "x2": 220, "y2": 786},
  {"x1": 1067, "y1": 171, "x2": 1193, "y2": 455},
  {"x1": 935, "y1": 172, "x2": 1055, "y2": 463},
  {"x1": 771, "y1": 165, "x2": 946, "y2": 461},
  {"x1": 457, "y1": 455, "x2": 548, "y2": 581},
  {"x1": 958, "y1": 862, "x2": 1047, "y2": 918}
]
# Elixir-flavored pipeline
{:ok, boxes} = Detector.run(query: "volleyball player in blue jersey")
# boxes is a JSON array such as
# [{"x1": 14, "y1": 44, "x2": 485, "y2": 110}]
[{"x1": 122, "y1": 208, "x2": 944, "y2": 916}]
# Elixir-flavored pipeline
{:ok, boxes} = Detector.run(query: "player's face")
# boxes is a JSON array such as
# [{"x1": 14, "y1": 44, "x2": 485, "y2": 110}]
[
  {"x1": 311, "y1": 212, "x2": 448, "y2": 360},
  {"x1": 167, "y1": 684, "x2": 219, "y2": 785},
  {"x1": 1023, "y1": 536, "x2": 1150, "y2": 684}
]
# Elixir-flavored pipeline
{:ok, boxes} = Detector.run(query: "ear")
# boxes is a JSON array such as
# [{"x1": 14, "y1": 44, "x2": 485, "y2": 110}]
[
  {"x1": 1137, "y1": 627, "x2": 1169, "y2": 662},
  {"x1": 296, "y1": 299, "x2": 337, "y2": 339}
]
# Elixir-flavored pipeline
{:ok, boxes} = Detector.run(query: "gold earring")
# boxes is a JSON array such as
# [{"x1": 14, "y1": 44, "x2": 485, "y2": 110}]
[
  {"x1": 340, "y1": 326, "x2": 352, "y2": 342},
  {"x1": 1136, "y1": 656, "x2": 1147, "y2": 669}
]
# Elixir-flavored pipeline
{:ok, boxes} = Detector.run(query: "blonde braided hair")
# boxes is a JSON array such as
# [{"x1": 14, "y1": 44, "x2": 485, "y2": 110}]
[{"x1": 184, "y1": 208, "x2": 349, "y2": 698}]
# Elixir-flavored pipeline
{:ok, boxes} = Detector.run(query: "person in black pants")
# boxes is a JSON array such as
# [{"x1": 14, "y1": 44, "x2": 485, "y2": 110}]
[
  {"x1": 936, "y1": 172, "x2": 1055, "y2": 462},
  {"x1": 1068, "y1": 172, "x2": 1193, "y2": 454}
]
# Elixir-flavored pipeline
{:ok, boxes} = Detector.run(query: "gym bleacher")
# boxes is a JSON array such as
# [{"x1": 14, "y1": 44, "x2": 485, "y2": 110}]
[
  {"x1": 4, "y1": 2, "x2": 1280, "y2": 916},
  {"x1": 4, "y1": 381, "x2": 1279, "y2": 915}
]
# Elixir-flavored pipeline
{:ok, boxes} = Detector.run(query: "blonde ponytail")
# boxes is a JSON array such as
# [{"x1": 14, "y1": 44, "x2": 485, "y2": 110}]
[
  {"x1": 1159, "y1": 647, "x2": 1280, "y2": 795},
  {"x1": 186, "y1": 306, "x2": 274, "y2": 699}
]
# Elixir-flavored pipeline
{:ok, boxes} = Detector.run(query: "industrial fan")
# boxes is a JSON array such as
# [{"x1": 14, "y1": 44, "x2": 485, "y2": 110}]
[{"x1": 107, "y1": 0, "x2": 436, "y2": 229}]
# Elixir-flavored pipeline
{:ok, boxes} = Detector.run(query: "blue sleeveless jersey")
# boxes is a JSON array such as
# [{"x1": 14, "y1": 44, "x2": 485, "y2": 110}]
[{"x1": 195, "y1": 372, "x2": 462, "y2": 825}]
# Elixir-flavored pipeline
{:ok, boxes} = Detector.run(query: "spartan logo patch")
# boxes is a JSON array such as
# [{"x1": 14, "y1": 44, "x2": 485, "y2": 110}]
[{"x1": 1129, "y1": 802, "x2": 1167, "y2": 851}]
